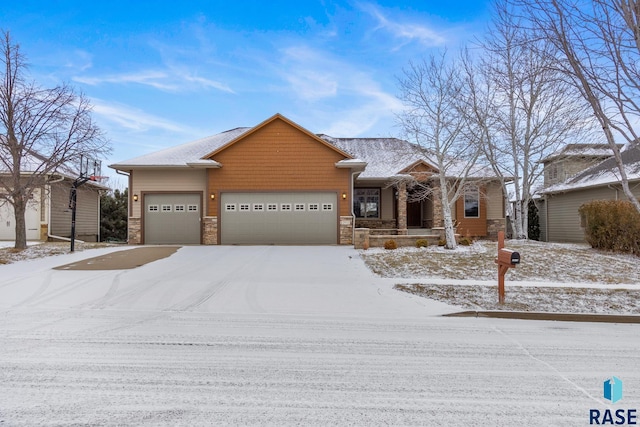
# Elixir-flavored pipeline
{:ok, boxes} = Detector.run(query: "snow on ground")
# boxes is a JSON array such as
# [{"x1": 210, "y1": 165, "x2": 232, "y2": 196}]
[
  {"x1": 0, "y1": 245, "x2": 638, "y2": 426},
  {"x1": 362, "y1": 240, "x2": 640, "y2": 314}
]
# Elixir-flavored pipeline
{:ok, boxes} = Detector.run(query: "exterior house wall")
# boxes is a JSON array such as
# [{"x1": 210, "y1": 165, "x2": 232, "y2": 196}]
[
  {"x1": 381, "y1": 186, "x2": 395, "y2": 220},
  {"x1": 130, "y1": 169, "x2": 207, "y2": 218},
  {"x1": 207, "y1": 119, "x2": 352, "y2": 218},
  {"x1": 128, "y1": 169, "x2": 206, "y2": 245},
  {"x1": 0, "y1": 187, "x2": 42, "y2": 241},
  {"x1": 50, "y1": 181, "x2": 100, "y2": 241},
  {"x1": 455, "y1": 185, "x2": 488, "y2": 237},
  {"x1": 544, "y1": 158, "x2": 605, "y2": 188},
  {"x1": 545, "y1": 183, "x2": 640, "y2": 242}
]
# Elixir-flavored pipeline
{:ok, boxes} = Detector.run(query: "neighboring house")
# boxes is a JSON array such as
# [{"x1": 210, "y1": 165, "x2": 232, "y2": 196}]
[
  {"x1": 0, "y1": 151, "x2": 107, "y2": 242},
  {"x1": 109, "y1": 114, "x2": 507, "y2": 246},
  {"x1": 537, "y1": 144, "x2": 640, "y2": 242}
]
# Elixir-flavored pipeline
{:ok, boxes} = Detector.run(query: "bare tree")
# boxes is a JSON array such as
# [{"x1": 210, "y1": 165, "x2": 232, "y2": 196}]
[
  {"x1": 513, "y1": 0, "x2": 640, "y2": 213},
  {"x1": 397, "y1": 51, "x2": 481, "y2": 249},
  {"x1": 466, "y1": 0, "x2": 594, "y2": 239},
  {"x1": 0, "y1": 31, "x2": 109, "y2": 249}
]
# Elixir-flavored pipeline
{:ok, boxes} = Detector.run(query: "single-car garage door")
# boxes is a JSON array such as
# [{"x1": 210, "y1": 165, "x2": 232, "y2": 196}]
[
  {"x1": 221, "y1": 192, "x2": 337, "y2": 244},
  {"x1": 144, "y1": 193, "x2": 201, "y2": 244}
]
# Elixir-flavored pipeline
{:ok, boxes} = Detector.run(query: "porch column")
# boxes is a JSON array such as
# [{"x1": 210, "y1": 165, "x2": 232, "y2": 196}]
[
  {"x1": 397, "y1": 181, "x2": 408, "y2": 235},
  {"x1": 432, "y1": 184, "x2": 444, "y2": 227}
]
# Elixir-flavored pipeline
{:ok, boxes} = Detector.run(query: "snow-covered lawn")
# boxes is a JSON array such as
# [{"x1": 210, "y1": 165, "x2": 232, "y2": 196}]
[{"x1": 361, "y1": 240, "x2": 640, "y2": 314}]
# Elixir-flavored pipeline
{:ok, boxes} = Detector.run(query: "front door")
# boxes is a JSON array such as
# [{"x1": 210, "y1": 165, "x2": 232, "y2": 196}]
[{"x1": 407, "y1": 201, "x2": 422, "y2": 227}]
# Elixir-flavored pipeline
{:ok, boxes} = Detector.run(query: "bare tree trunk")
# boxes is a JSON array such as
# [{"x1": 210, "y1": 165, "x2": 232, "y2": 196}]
[
  {"x1": 13, "y1": 193, "x2": 27, "y2": 249},
  {"x1": 438, "y1": 175, "x2": 458, "y2": 249}
]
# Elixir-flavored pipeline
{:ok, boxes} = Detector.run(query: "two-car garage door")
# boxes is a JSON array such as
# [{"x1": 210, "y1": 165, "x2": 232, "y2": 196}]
[
  {"x1": 144, "y1": 192, "x2": 338, "y2": 245},
  {"x1": 220, "y1": 192, "x2": 337, "y2": 245}
]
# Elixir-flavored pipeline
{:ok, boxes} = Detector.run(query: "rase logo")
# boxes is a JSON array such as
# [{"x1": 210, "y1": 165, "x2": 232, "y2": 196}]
[{"x1": 590, "y1": 377, "x2": 637, "y2": 425}]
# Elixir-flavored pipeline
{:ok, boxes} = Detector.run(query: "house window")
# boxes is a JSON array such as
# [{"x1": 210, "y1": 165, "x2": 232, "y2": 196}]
[
  {"x1": 464, "y1": 186, "x2": 480, "y2": 218},
  {"x1": 353, "y1": 188, "x2": 380, "y2": 218}
]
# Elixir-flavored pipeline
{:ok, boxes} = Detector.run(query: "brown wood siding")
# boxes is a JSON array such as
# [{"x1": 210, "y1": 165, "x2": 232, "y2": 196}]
[
  {"x1": 455, "y1": 186, "x2": 488, "y2": 237},
  {"x1": 207, "y1": 118, "x2": 351, "y2": 217},
  {"x1": 50, "y1": 181, "x2": 99, "y2": 241}
]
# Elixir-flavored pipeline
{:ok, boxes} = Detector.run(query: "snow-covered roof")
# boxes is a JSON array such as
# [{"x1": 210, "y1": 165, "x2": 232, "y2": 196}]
[
  {"x1": 541, "y1": 143, "x2": 619, "y2": 163},
  {"x1": 110, "y1": 127, "x2": 251, "y2": 169},
  {"x1": 542, "y1": 144, "x2": 640, "y2": 194},
  {"x1": 110, "y1": 121, "x2": 499, "y2": 180},
  {"x1": 321, "y1": 135, "x2": 497, "y2": 180}
]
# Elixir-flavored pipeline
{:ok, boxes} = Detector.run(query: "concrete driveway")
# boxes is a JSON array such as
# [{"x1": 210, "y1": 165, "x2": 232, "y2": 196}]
[{"x1": 0, "y1": 245, "x2": 453, "y2": 317}]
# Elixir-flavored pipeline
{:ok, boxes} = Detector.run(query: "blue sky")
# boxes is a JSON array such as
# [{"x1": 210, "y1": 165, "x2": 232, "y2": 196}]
[{"x1": 2, "y1": 1, "x2": 492, "y2": 181}]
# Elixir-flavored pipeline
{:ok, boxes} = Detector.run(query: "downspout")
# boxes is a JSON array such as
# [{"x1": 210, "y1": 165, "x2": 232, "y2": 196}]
[{"x1": 115, "y1": 169, "x2": 131, "y2": 243}]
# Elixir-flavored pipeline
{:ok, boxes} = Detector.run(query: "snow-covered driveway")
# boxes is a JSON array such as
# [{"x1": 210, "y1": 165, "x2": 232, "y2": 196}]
[{"x1": 0, "y1": 246, "x2": 638, "y2": 426}]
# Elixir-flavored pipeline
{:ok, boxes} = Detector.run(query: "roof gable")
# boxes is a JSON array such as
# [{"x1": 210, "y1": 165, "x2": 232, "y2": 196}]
[{"x1": 204, "y1": 113, "x2": 353, "y2": 160}]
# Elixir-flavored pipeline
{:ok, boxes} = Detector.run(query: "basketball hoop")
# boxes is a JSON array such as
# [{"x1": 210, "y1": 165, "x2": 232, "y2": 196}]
[{"x1": 89, "y1": 175, "x2": 109, "y2": 184}]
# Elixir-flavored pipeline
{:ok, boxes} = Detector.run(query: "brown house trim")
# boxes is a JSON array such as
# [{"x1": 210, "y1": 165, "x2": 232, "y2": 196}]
[
  {"x1": 202, "y1": 113, "x2": 354, "y2": 161},
  {"x1": 139, "y1": 190, "x2": 204, "y2": 245}
]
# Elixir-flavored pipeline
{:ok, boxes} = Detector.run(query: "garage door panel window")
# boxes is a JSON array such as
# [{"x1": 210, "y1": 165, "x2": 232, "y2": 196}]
[
  {"x1": 188, "y1": 205, "x2": 198, "y2": 212},
  {"x1": 295, "y1": 203, "x2": 305, "y2": 211},
  {"x1": 309, "y1": 203, "x2": 319, "y2": 211},
  {"x1": 281, "y1": 203, "x2": 292, "y2": 211},
  {"x1": 322, "y1": 203, "x2": 333, "y2": 211},
  {"x1": 174, "y1": 204, "x2": 185, "y2": 212},
  {"x1": 253, "y1": 203, "x2": 264, "y2": 212},
  {"x1": 225, "y1": 203, "x2": 236, "y2": 212},
  {"x1": 239, "y1": 203, "x2": 250, "y2": 212},
  {"x1": 267, "y1": 203, "x2": 278, "y2": 211},
  {"x1": 148, "y1": 205, "x2": 159, "y2": 212},
  {"x1": 161, "y1": 205, "x2": 172, "y2": 212}
]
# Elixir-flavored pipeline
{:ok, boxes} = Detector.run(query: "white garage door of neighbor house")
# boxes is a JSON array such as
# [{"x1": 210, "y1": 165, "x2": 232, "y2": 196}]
[
  {"x1": 0, "y1": 197, "x2": 41, "y2": 241},
  {"x1": 144, "y1": 193, "x2": 201, "y2": 244},
  {"x1": 220, "y1": 192, "x2": 338, "y2": 245}
]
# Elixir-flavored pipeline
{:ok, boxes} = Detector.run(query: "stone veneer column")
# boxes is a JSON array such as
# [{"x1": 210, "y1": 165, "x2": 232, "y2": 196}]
[
  {"x1": 431, "y1": 184, "x2": 444, "y2": 228},
  {"x1": 339, "y1": 216, "x2": 354, "y2": 245},
  {"x1": 202, "y1": 216, "x2": 218, "y2": 245},
  {"x1": 397, "y1": 182, "x2": 408, "y2": 235},
  {"x1": 128, "y1": 217, "x2": 141, "y2": 244}
]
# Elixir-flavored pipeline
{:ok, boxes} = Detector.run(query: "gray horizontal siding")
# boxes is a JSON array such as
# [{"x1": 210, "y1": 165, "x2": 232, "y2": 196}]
[
  {"x1": 51, "y1": 182, "x2": 100, "y2": 241},
  {"x1": 545, "y1": 185, "x2": 640, "y2": 243}
]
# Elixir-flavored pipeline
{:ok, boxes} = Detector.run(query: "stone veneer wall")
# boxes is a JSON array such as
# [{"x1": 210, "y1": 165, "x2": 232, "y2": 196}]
[
  {"x1": 486, "y1": 218, "x2": 506, "y2": 240},
  {"x1": 355, "y1": 219, "x2": 397, "y2": 229},
  {"x1": 202, "y1": 216, "x2": 218, "y2": 245},
  {"x1": 339, "y1": 216, "x2": 354, "y2": 245},
  {"x1": 128, "y1": 217, "x2": 141, "y2": 244}
]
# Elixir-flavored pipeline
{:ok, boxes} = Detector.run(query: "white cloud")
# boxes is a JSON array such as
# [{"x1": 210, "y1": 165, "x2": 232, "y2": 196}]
[
  {"x1": 74, "y1": 69, "x2": 234, "y2": 94},
  {"x1": 90, "y1": 99, "x2": 192, "y2": 133},
  {"x1": 359, "y1": 2, "x2": 446, "y2": 47}
]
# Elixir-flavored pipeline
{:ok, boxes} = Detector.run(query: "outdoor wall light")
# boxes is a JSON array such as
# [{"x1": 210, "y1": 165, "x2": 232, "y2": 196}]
[
  {"x1": 210, "y1": 193, "x2": 215, "y2": 200},
  {"x1": 133, "y1": 194, "x2": 139, "y2": 202},
  {"x1": 342, "y1": 192, "x2": 347, "y2": 200}
]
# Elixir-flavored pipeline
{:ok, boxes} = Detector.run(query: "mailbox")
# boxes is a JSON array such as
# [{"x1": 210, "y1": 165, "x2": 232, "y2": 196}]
[{"x1": 498, "y1": 249, "x2": 520, "y2": 266}]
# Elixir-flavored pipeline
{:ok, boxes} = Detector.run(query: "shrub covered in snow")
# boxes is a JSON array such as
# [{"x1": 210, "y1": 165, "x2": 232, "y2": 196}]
[
  {"x1": 415, "y1": 239, "x2": 429, "y2": 248},
  {"x1": 383, "y1": 239, "x2": 398, "y2": 250}
]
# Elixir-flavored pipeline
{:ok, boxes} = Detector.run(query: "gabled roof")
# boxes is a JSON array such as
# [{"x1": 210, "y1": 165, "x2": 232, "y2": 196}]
[
  {"x1": 541, "y1": 143, "x2": 620, "y2": 163},
  {"x1": 110, "y1": 127, "x2": 250, "y2": 170},
  {"x1": 320, "y1": 135, "x2": 497, "y2": 180},
  {"x1": 204, "y1": 113, "x2": 353, "y2": 160},
  {"x1": 542, "y1": 144, "x2": 640, "y2": 194}
]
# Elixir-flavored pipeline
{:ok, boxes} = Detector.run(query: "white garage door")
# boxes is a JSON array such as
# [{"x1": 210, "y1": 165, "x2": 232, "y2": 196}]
[
  {"x1": 220, "y1": 192, "x2": 338, "y2": 245},
  {"x1": 0, "y1": 192, "x2": 41, "y2": 241},
  {"x1": 144, "y1": 194, "x2": 201, "y2": 244}
]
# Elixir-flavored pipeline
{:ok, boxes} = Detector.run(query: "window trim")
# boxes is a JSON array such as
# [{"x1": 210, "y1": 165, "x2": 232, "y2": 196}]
[{"x1": 353, "y1": 187, "x2": 381, "y2": 219}]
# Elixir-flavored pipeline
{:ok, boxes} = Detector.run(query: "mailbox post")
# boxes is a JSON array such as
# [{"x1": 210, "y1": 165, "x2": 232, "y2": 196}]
[{"x1": 494, "y1": 231, "x2": 520, "y2": 304}]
